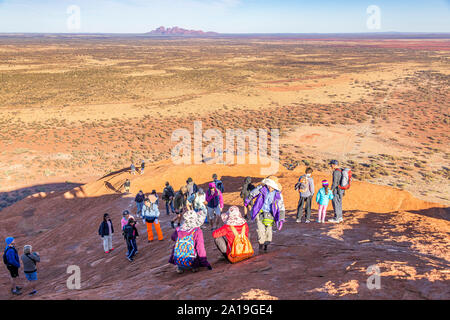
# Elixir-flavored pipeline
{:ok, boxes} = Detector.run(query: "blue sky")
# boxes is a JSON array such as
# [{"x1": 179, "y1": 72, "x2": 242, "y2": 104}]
[{"x1": 0, "y1": 0, "x2": 448, "y2": 33}]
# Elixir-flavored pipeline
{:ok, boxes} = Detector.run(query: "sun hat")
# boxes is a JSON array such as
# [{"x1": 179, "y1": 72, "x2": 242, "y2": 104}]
[
  {"x1": 262, "y1": 176, "x2": 282, "y2": 191},
  {"x1": 180, "y1": 210, "x2": 205, "y2": 231},
  {"x1": 221, "y1": 206, "x2": 246, "y2": 226}
]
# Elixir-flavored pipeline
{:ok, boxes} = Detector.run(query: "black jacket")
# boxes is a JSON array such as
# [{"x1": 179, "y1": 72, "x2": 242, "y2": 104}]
[
  {"x1": 135, "y1": 193, "x2": 145, "y2": 203},
  {"x1": 123, "y1": 224, "x2": 139, "y2": 240},
  {"x1": 162, "y1": 186, "x2": 175, "y2": 200},
  {"x1": 98, "y1": 220, "x2": 114, "y2": 237}
]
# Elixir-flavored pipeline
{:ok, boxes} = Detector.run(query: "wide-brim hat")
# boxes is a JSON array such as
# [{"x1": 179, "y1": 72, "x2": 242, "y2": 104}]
[
  {"x1": 180, "y1": 210, "x2": 205, "y2": 231},
  {"x1": 262, "y1": 176, "x2": 282, "y2": 191},
  {"x1": 221, "y1": 206, "x2": 246, "y2": 226}
]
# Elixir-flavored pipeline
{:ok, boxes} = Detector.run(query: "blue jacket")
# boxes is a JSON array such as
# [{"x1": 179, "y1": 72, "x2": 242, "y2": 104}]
[
  {"x1": 4, "y1": 246, "x2": 20, "y2": 268},
  {"x1": 316, "y1": 187, "x2": 334, "y2": 206}
]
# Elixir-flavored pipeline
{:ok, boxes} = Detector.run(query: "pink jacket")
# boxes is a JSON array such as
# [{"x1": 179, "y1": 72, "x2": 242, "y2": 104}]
[{"x1": 205, "y1": 182, "x2": 224, "y2": 209}]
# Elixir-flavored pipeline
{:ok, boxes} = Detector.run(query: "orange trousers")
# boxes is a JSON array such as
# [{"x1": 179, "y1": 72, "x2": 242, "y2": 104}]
[{"x1": 146, "y1": 221, "x2": 163, "y2": 241}]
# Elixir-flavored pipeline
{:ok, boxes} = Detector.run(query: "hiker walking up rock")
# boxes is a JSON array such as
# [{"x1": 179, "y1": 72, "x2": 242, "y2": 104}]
[
  {"x1": 140, "y1": 160, "x2": 145, "y2": 175},
  {"x1": 328, "y1": 160, "x2": 346, "y2": 223},
  {"x1": 3, "y1": 237, "x2": 22, "y2": 295},
  {"x1": 122, "y1": 179, "x2": 131, "y2": 194},
  {"x1": 162, "y1": 182, "x2": 175, "y2": 215},
  {"x1": 21, "y1": 245, "x2": 40, "y2": 296},
  {"x1": 295, "y1": 167, "x2": 315, "y2": 223},
  {"x1": 244, "y1": 176, "x2": 285, "y2": 253},
  {"x1": 142, "y1": 193, "x2": 164, "y2": 242},
  {"x1": 135, "y1": 190, "x2": 145, "y2": 217},
  {"x1": 240, "y1": 177, "x2": 255, "y2": 220},
  {"x1": 206, "y1": 182, "x2": 224, "y2": 231},
  {"x1": 98, "y1": 213, "x2": 114, "y2": 253},
  {"x1": 171, "y1": 186, "x2": 188, "y2": 228}
]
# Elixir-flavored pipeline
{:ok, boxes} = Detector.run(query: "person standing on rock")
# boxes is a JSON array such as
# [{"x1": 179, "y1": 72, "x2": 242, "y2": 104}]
[
  {"x1": 162, "y1": 182, "x2": 175, "y2": 215},
  {"x1": 171, "y1": 186, "x2": 188, "y2": 229},
  {"x1": 123, "y1": 218, "x2": 139, "y2": 262},
  {"x1": 98, "y1": 213, "x2": 115, "y2": 253},
  {"x1": 134, "y1": 190, "x2": 145, "y2": 217},
  {"x1": 240, "y1": 177, "x2": 255, "y2": 220},
  {"x1": 122, "y1": 179, "x2": 131, "y2": 194},
  {"x1": 205, "y1": 182, "x2": 224, "y2": 231},
  {"x1": 185, "y1": 177, "x2": 198, "y2": 198},
  {"x1": 328, "y1": 160, "x2": 345, "y2": 223},
  {"x1": 130, "y1": 163, "x2": 136, "y2": 175},
  {"x1": 244, "y1": 176, "x2": 286, "y2": 253},
  {"x1": 20, "y1": 245, "x2": 40, "y2": 296},
  {"x1": 316, "y1": 180, "x2": 334, "y2": 223},
  {"x1": 187, "y1": 187, "x2": 208, "y2": 226},
  {"x1": 140, "y1": 160, "x2": 145, "y2": 175},
  {"x1": 212, "y1": 173, "x2": 224, "y2": 193},
  {"x1": 142, "y1": 194, "x2": 164, "y2": 243},
  {"x1": 3, "y1": 237, "x2": 22, "y2": 295},
  {"x1": 295, "y1": 167, "x2": 315, "y2": 223}
]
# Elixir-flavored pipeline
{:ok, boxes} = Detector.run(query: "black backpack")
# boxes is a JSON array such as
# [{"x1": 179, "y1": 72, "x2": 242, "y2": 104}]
[
  {"x1": 215, "y1": 180, "x2": 224, "y2": 193},
  {"x1": 3, "y1": 247, "x2": 14, "y2": 266}
]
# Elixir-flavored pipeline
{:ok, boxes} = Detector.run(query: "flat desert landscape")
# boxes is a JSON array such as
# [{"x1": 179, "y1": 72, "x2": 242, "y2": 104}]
[{"x1": 0, "y1": 34, "x2": 449, "y2": 299}]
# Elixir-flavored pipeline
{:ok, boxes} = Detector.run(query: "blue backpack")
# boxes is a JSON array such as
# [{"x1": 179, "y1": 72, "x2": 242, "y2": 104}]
[{"x1": 173, "y1": 232, "x2": 196, "y2": 268}]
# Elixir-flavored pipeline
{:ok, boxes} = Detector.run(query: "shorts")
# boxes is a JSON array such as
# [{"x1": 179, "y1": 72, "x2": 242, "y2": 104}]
[
  {"x1": 7, "y1": 265, "x2": 19, "y2": 278},
  {"x1": 25, "y1": 271, "x2": 38, "y2": 281},
  {"x1": 207, "y1": 206, "x2": 221, "y2": 220}
]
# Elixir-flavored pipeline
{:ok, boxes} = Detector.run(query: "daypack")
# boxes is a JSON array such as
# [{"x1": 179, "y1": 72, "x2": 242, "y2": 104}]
[
  {"x1": 297, "y1": 175, "x2": 310, "y2": 194},
  {"x1": 173, "y1": 232, "x2": 197, "y2": 268},
  {"x1": 3, "y1": 247, "x2": 14, "y2": 266},
  {"x1": 229, "y1": 225, "x2": 254, "y2": 264},
  {"x1": 338, "y1": 168, "x2": 352, "y2": 190},
  {"x1": 215, "y1": 180, "x2": 224, "y2": 193}
]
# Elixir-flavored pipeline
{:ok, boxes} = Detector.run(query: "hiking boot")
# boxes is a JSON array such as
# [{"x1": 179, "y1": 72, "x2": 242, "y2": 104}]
[
  {"x1": 105, "y1": 250, "x2": 110, "y2": 254},
  {"x1": 29, "y1": 290, "x2": 37, "y2": 296},
  {"x1": 177, "y1": 223, "x2": 181, "y2": 227},
  {"x1": 264, "y1": 241, "x2": 270, "y2": 251},
  {"x1": 127, "y1": 257, "x2": 133, "y2": 262},
  {"x1": 16, "y1": 286, "x2": 22, "y2": 291},
  {"x1": 191, "y1": 268, "x2": 199, "y2": 273},
  {"x1": 170, "y1": 221, "x2": 175, "y2": 229}
]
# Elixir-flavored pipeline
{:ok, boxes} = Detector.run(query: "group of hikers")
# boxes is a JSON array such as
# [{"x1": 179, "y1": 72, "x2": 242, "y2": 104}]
[{"x1": 3, "y1": 159, "x2": 351, "y2": 295}]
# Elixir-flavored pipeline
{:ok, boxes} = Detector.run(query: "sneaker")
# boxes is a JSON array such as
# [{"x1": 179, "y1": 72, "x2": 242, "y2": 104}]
[
  {"x1": 264, "y1": 241, "x2": 270, "y2": 251},
  {"x1": 296, "y1": 219, "x2": 301, "y2": 223},
  {"x1": 127, "y1": 257, "x2": 133, "y2": 262},
  {"x1": 337, "y1": 218, "x2": 343, "y2": 223},
  {"x1": 328, "y1": 218, "x2": 338, "y2": 223},
  {"x1": 110, "y1": 248, "x2": 114, "y2": 252},
  {"x1": 305, "y1": 220, "x2": 311, "y2": 224},
  {"x1": 29, "y1": 290, "x2": 37, "y2": 296},
  {"x1": 105, "y1": 251, "x2": 110, "y2": 254},
  {"x1": 11, "y1": 289, "x2": 22, "y2": 295},
  {"x1": 177, "y1": 223, "x2": 181, "y2": 227},
  {"x1": 16, "y1": 286, "x2": 22, "y2": 291},
  {"x1": 176, "y1": 268, "x2": 184, "y2": 274},
  {"x1": 170, "y1": 221, "x2": 175, "y2": 229}
]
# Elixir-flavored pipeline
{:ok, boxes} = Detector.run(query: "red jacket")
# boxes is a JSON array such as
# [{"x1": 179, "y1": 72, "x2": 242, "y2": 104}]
[{"x1": 212, "y1": 223, "x2": 249, "y2": 256}]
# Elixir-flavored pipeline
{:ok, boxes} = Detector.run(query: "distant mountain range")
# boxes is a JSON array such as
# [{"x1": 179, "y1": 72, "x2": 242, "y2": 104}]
[{"x1": 146, "y1": 26, "x2": 218, "y2": 36}]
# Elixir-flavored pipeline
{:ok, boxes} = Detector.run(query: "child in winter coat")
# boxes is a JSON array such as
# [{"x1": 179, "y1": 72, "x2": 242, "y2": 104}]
[
  {"x1": 316, "y1": 180, "x2": 334, "y2": 223},
  {"x1": 142, "y1": 194, "x2": 163, "y2": 242},
  {"x1": 169, "y1": 210, "x2": 212, "y2": 274},
  {"x1": 123, "y1": 219, "x2": 139, "y2": 262}
]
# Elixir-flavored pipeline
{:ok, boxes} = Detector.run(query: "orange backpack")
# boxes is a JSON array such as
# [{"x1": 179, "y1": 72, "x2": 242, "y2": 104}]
[{"x1": 228, "y1": 225, "x2": 254, "y2": 264}]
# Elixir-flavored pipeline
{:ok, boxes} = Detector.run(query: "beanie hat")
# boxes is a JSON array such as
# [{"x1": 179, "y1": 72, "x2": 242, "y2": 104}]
[
  {"x1": 322, "y1": 180, "x2": 329, "y2": 186},
  {"x1": 5, "y1": 237, "x2": 14, "y2": 246}
]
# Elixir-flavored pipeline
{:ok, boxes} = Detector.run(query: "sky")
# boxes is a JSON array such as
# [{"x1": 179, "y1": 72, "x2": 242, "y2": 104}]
[{"x1": 0, "y1": 0, "x2": 449, "y2": 33}]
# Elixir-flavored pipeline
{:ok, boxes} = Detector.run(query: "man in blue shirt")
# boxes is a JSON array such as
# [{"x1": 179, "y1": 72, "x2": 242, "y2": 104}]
[{"x1": 3, "y1": 237, "x2": 22, "y2": 295}]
